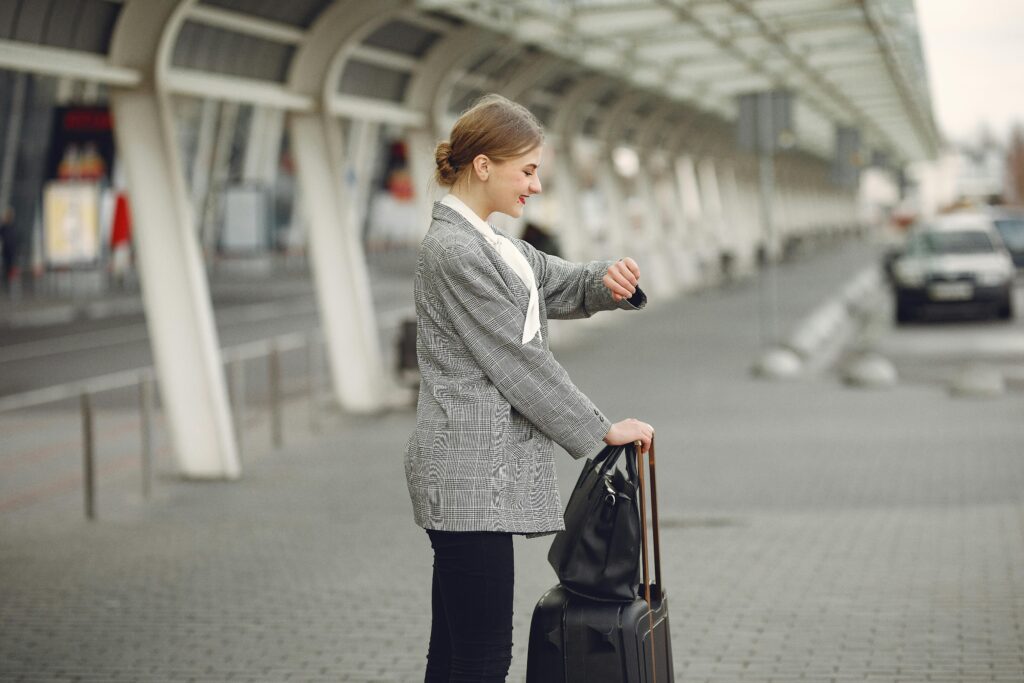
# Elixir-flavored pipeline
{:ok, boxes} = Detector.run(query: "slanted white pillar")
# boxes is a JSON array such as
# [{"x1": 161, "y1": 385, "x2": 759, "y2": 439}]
[
  {"x1": 675, "y1": 154, "x2": 704, "y2": 288},
  {"x1": 109, "y1": 0, "x2": 239, "y2": 479},
  {"x1": 550, "y1": 76, "x2": 608, "y2": 263},
  {"x1": 189, "y1": 98, "x2": 218, "y2": 248},
  {"x1": 550, "y1": 137, "x2": 588, "y2": 262},
  {"x1": 633, "y1": 161, "x2": 677, "y2": 299},
  {"x1": 243, "y1": 106, "x2": 285, "y2": 185},
  {"x1": 346, "y1": 119, "x2": 381, "y2": 235},
  {"x1": 406, "y1": 128, "x2": 440, "y2": 230},
  {"x1": 697, "y1": 157, "x2": 727, "y2": 275},
  {"x1": 290, "y1": 113, "x2": 387, "y2": 413},
  {"x1": 286, "y1": 0, "x2": 408, "y2": 413}
]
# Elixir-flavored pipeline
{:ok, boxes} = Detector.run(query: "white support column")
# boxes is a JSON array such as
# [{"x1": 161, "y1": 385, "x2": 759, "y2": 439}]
[
  {"x1": 243, "y1": 106, "x2": 285, "y2": 185},
  {"x1": 719, "y1": 161, "x2": 747, "y2": 270},
  {"x1": 405, "y1": 127, "x2": 440, "y2": 232},
  {"x1": 675, "y1": 154, "x2": 704, "y2": 287},
  {"x1": 189, "y1": 98, "x2": 218, "y2": 247},
  {"x1": 109, "y1": 0, "x2": 240, "y2": 479},
  {"x1": 595, "y1": 95, "x2": 641, "y2": 261},
  {"x1": 550, "y1": 76, "x2": 609, "y2": 263},
  {"x1": 345, "y1": 118, "x2": 381, "y2": 236},
  {"x1": 287, "y1": 0, "x2": 407, "y2": 413},
  {"x1": 634, "y1": 105, "x2": 687, "y2": 299},
  {"x1": 290, "y1": 113, "x2": 387, "y2": 412},
  {"x1": 697, "y1": 157, "x2": 726, "y2": 277},
  {"x1": 551, "y1": 138, "x2": 586, "y2": 261},
  {"x1": 633, "y1": 161, "x2": 678, "y2": 299},
  {"x1": 193, "y1": 101, "x2": 240, "y2": 256},
  {"x1": 736, "y1": 165, "x2": 763, "y2": 272}
]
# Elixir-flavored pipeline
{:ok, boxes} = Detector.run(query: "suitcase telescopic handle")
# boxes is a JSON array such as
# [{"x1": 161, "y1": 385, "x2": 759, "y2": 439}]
[
  {"x1": 635, "y1": 438, "x2": 663, "y2": 599},
  {"x1": 636, "y1": 438, "x2": 662, "y2": 682}
]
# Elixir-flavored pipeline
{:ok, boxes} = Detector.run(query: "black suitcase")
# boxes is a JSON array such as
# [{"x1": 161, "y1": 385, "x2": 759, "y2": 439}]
[{"x1": 526, "y1": 441, "x2": 674, "y2": 682}]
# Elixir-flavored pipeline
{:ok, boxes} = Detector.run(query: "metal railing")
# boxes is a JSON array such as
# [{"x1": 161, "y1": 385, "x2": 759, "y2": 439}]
[{"x1": 0, "y1": 330, "x2": 328, "y2": 520}]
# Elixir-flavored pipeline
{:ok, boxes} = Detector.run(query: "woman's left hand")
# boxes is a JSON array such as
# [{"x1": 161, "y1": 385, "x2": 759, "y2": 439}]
[{"x1": 604, "y1": 257, "x2": 640, "y2": 301}]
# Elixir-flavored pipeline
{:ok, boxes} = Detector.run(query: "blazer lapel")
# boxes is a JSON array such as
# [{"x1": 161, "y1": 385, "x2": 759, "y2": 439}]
[{"x1": 430, "y1": 202, "x2": 532, "y2": 311}]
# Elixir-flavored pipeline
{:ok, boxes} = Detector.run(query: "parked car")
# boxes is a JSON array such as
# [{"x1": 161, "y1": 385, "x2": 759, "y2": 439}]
[
  {"x1": 990, "y1": 208, "x2": 1024, "y2": 269},
  {"x1": 890, "y1": 214, "x2": 1016, "y2": 323}
]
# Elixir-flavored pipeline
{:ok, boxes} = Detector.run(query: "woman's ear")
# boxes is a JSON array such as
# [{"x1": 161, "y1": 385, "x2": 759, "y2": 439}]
[{"x1": 472, "y1": 154, "x2": 490, "y2": 181}]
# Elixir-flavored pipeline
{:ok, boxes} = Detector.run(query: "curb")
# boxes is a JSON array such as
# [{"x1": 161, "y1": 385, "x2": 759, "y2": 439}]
[{"x1": 754, "y1": 265, "x2": 886, "y2": 378}]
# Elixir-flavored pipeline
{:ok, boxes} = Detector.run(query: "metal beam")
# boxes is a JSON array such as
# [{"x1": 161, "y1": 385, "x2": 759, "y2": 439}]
[
  {"x1": 164, "y1": 68, "x2": 313, "y2": 110},
  {"x1": 0, "y1": 39, "x2": 140, "y2": 85},
  {"x1": 327, "y1": 94, "x2": 426, "y2": 127},
  {"x1": 186, "y1": 5, "x2": 306, "y2": 45}
]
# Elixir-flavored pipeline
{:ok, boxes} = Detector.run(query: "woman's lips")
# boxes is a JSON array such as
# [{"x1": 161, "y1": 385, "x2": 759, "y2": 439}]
[{"x1": 518, "y1": 196, "x2": 526, "y2": 205}]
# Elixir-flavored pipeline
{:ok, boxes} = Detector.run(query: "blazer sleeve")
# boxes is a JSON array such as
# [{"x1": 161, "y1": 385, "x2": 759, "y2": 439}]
[
  {"x1": 515, "y1": 239, "x2": 648, "y2": 320},
  {"x1": 432, "y1": 243, "x2": 611, "y2": 459}
]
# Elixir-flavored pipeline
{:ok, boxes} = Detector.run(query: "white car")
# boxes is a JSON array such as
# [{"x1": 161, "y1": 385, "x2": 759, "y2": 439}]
[{"x1": 891, "y1": 214, "x2": 1016, "y2": 323}]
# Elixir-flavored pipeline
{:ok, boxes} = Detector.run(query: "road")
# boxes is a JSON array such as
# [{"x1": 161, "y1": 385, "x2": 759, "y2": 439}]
[{"x1": 0, "y1": 258, "x2": 415, "y2": 398}]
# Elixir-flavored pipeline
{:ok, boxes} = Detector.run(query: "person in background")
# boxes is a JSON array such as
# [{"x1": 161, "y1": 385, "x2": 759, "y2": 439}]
[
  {"x1": 0, "y1": 207, "x2": 19, "y2": 291},
  {"x1": 405, "y1": 93, "x2": 655, "y2": 682},
  {"x1": 521, "y1": 220, "x2": 561, "y2": 258}
]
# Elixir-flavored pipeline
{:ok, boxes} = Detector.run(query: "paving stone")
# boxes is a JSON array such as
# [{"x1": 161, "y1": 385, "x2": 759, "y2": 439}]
[{"x1": 2, "y1": 242, "x2": 1023, "y2": 682}]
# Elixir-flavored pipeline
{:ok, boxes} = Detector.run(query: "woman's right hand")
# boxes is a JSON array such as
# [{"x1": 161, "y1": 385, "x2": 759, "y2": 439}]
[{"x1": 604, "y1": 418, "x2": 654, "y2": 454}]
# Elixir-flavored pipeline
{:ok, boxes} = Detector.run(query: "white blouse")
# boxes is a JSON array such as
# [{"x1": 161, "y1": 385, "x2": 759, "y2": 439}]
[{"x1": 439, "y1": 193, "x2": 541, "y2": 345}]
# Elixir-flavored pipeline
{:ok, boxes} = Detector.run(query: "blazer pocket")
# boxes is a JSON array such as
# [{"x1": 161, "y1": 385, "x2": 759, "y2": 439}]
[
  {"x1": 429, "y1": 382, "x2": 505, "y2": 480},
  {"x1": 494, "y1": 433, "x2": 548, "y2": 511}
]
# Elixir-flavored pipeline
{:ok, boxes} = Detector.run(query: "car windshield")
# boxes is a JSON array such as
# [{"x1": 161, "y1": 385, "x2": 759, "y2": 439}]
[
  {"x1": 915, "y1": 230, "x2": 995, "y2": 255},
  {"x1": 994, "y1": 218, "x2": 1024, "y2": 250}
]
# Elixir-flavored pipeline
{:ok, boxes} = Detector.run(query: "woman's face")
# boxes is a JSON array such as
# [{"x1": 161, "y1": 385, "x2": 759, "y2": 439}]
[{"x1": 484, "y1": 146, "x2": 543, "y2": 218}]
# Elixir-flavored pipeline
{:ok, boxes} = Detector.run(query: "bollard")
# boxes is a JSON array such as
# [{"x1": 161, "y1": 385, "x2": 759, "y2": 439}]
[
  {"x1": 307, "y1": 332, "x2": 320, "y2": 434},
  {"x1": 139, "y1": 372, "x2": 153, "y2": 499},
  {"x1": 268, "y1": 343, "x2": 282, "y2": 449},
  {"x1": 81, "y1": 392, "x2": 96, "y2": 520},
  {"x1": 230, "y1": 358, "x2": 246, "y2": 463}
]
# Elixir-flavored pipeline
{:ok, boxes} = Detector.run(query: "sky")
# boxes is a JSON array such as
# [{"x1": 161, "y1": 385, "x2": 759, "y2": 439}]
[{"x1": 915, "y1": 0, "x2": 1024, "y2": 145}]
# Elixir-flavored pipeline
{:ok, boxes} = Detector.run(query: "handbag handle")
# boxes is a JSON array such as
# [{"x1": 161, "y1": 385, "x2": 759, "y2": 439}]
[{"x1": 594, "y1": 443, "x2": 640, "y2": 496}]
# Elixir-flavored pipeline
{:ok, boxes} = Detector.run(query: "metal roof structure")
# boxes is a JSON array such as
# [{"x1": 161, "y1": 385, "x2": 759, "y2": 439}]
[
  {"x1": 419, "y1": 0, "x2": 941, "y2": 163},
  {"x1": 0, "y1": 0, "x2": 939, "y2": 165}
]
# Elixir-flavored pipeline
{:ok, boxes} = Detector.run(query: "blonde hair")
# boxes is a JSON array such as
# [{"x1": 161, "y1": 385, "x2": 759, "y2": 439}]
[{"x1": 434, "y1": 94, "x2": 544, "y2": 187}]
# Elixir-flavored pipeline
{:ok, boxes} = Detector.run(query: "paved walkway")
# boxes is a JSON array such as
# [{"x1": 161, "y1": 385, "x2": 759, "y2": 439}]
[{"x1": 3, "y1": 240, "x2": 1024, "y2": 682}]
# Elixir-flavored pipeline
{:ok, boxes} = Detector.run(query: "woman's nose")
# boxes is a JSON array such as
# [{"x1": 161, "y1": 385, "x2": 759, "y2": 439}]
[{"x1": 531, "y1": 177, "x2": 542, "y2": 194}]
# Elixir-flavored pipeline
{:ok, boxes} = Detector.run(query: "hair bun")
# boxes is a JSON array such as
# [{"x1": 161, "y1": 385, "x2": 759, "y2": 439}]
[{"x1": 434, "y1": 140, "x2": 459, "y2": 186}]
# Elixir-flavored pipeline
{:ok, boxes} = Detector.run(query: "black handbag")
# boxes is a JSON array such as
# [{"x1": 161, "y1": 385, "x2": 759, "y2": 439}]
[{"x1": 547, "y1": 443, "x2": 642, "y2": 602}]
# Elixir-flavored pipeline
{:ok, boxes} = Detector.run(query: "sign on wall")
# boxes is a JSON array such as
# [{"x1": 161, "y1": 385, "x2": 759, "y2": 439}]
[{"x1": 43, "y1": 181, "x2": 101, "y2": 266}]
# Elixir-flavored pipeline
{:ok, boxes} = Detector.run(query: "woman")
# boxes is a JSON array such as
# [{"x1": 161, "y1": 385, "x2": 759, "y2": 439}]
[{"x1": 405, "y1": 93, "x2": 655, "y2": 682}]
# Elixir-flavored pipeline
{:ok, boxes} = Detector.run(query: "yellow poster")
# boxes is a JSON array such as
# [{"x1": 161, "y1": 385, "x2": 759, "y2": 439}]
[{"x1": 44, "y1": 181, "x2": 100, "y2": 266}]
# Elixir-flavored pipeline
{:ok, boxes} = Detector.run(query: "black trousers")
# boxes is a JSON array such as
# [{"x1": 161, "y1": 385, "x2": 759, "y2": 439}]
[{"x1": 425, "y1": 530, "x2": 515, "y2": 683}]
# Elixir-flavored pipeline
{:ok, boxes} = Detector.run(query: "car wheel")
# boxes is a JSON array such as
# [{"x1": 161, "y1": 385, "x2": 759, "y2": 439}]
[
  {"x1": 895, "y1": 298, "x2": 914, "y2": 324},
  {"x1": 994, "y1": 285, "x2": 1015, "y2": 320},
  {"x1": 996, "y1": 300, "x2": 1014, "y2": 320}
]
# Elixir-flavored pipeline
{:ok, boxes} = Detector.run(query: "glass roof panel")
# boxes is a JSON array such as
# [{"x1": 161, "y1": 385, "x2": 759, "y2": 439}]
[{"x1": 199, "y1": 0, "x2": 328, "y2": 29}]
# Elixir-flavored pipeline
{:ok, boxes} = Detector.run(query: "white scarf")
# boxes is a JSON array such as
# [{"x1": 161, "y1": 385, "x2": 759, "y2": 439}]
[{"x1": 440, "y1": 194, "x2": 541, "y2": 344}]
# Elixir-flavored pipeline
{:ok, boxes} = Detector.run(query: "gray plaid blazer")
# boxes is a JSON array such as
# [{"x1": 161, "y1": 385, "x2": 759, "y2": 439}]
[{"x1": 404, "y1": 201, "x2": 647, "y2": 535}]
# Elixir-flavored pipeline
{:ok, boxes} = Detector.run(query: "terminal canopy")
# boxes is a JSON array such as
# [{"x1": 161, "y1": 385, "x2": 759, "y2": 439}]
[
  {"x1": 0, "y1": 0, "x2": 938, "y2": 166},
  {"x1": 419, "y1": 0, "x2": 940, "y2": 163}
]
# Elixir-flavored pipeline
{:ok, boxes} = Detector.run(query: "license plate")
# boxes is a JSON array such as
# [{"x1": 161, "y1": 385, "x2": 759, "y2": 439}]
[{"x1": 929, "y1": 282, "x2": 973, "y2": 300}]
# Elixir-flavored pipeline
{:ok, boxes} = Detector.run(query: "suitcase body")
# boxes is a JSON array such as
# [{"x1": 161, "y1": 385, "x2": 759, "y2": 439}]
[
  {"x1": 527, "y1": 441, "x2": 674, "y2": 682},
  {"x1": 525, "y1": 584, "x2": 674, "y2": 683}
]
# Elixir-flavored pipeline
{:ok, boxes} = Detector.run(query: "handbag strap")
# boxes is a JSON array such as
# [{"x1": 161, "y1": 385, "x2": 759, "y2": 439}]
[{"x1": 593, "y1": 443, "x2": 630, "y2": 479}]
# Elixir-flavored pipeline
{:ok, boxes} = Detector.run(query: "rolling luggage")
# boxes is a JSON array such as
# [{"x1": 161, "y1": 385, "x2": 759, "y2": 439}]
[{"x1": 526, "y1": 440, "x2": 674, "y2": 682}]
